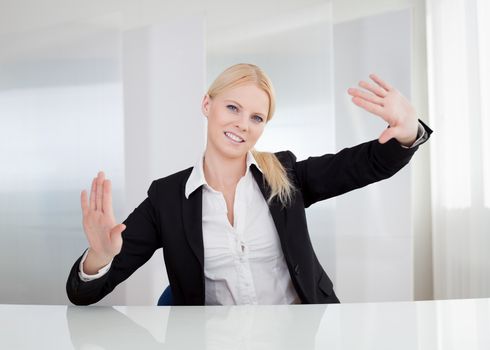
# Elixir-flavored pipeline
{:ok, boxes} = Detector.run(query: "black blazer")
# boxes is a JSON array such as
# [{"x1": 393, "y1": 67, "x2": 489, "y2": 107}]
[{"x1": 67, "y1": 119, "x2": 433, "y2": 305}]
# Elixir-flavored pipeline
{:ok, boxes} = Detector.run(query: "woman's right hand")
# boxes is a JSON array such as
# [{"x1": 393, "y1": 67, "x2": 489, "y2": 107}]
[{"x1": 80, "y1": 171, "x2": 126, "y2": 266}]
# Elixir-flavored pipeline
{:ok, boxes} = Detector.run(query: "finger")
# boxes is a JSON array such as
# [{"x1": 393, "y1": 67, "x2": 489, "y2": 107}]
[
  {"x1": 96, "y1": 171, "x2": 105, "y2": 212},
  {"x1": 359, "y1": 80, "x2": 388, "y2": 98},
  {"x1": 369, "y1": 73, "x2": 393, "y2": 92},
  {"x1": 351, "y1": 96, "x2": 386, "y2": 119},
  {"x1": 348, "y1": 88, "x2": 384, "y2": 106},
  {"x1": 89, "y1": 177, "x2": 97, "y2": 210},
  {"x1": 81, "y1": 190, "x2": 89, "y2": 216},
  {"x1": 102, "y1": 179, "x2": 114, "y2": 217},
  {"x1": 378, "y1": 127, "x2": 397, "y2": 144}
]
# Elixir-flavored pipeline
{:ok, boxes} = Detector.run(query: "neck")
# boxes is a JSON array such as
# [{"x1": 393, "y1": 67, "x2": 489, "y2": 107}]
[{"x1": 203, "y1": 145, "x2": 248, "y2": 191}]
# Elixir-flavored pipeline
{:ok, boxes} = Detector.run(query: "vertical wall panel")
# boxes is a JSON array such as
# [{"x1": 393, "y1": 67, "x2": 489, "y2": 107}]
[
  {"x1": 0, "y1": 16, "x2": 125, "y2": 304},
  {"x1": 121, "y1": 16, "x2": 206, "y2": 305},
  {"x1": 333, "y1": 9, "x2": 413, "y2": 302}
]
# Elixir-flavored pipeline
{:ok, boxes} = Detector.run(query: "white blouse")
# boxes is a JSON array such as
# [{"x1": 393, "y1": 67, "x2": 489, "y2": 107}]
[{"x1": 185, "y1": 150, "x2": 300, "y2": 305}]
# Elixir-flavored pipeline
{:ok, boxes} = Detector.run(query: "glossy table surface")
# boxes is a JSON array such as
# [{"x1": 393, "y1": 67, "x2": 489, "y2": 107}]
[{"x1": 1, "y1": 298, "x2": 489, "y2": 349}]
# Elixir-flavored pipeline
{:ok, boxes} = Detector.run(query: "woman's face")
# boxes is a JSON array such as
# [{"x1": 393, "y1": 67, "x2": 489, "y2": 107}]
[{"x1": 202, "y1": 83, "x2": 269, "y2": 158}]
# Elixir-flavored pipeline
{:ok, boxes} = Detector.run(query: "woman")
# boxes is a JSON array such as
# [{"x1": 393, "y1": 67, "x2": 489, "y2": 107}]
[{"x1": 66, "y1": 63, "x2": 432, "y2": 305}]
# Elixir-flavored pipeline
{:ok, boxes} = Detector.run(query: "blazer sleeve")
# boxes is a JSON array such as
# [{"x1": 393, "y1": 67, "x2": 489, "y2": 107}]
[
  {"x1": 66, "y1": 180, "x2": 162, "y2": 305},
  {"x1": 290, "y1": 119, "x2": 433, "y2": 208}
]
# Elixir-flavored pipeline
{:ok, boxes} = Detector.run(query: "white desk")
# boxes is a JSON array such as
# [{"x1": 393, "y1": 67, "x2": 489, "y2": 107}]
[{"x1": 1, "y1": 298, "x2": 489, "y2": 349}]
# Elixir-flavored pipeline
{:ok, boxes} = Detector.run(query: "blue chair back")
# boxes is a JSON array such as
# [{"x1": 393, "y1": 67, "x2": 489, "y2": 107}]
[{"x1": 157, "y1": 285, "x2": 173, "y2": 306}]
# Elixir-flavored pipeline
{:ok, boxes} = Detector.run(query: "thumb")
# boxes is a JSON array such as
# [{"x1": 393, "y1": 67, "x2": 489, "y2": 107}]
[
  {"x1": 110, "y1": 223, "x2": 126, "y2": 244},
  {"x1": 378, "y1": 127, "x2": 397, "y2": 144},
  {"x1": 110, "y1": 223, "x2": 126, "y2": 236}
]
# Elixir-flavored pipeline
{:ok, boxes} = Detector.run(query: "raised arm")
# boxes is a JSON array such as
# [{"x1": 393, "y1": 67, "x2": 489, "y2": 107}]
[
  {"x1": 290, "y1": 74, "x2": 433, "y2": 208},
  {"x1": 66, "y1": 174, "x2": 161, "y2": 305}
]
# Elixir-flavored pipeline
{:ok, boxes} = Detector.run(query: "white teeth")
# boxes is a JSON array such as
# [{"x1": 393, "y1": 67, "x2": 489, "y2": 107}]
[{"x1": 225, "y1": 132, "x2": 243, "y2": 142}]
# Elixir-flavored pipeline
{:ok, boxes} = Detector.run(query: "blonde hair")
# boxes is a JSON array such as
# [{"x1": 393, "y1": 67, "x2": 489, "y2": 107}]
[{"x1": 206, "y1": 63, "x2": 296, "y2": 208}]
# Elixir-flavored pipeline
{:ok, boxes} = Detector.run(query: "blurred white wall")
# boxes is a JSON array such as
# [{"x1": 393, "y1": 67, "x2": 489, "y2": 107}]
[
  {"x1": 0, "y1": 0, "x2": 434, "y2": 304},
  {"x1": 0, "y1": 14, "x2": 126, "y2": 304},
  {"x1": 427, "y1": 0, "x2": 490, "y2": 299}
]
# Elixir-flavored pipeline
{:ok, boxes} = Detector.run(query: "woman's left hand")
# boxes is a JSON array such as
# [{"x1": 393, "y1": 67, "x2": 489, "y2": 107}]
[{"x1": 347, "y1": 74, "x2": 419, "y2": 147}]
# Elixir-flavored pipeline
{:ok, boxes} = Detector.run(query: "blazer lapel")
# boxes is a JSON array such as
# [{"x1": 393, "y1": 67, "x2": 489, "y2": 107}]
[{"x1": 182, "y1": 182, "x2": 204, "y2": 269}]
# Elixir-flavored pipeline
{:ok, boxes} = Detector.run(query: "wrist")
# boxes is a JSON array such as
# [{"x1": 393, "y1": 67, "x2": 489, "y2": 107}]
[
  {"x1": 398, "y1": 135, "x2": 417, "y2": 147},
  {"x1": 83, "y1": 248, "x2": 113, "y2": 274},
  {"x1": 396, "y1": 121, "x2": 419, "y2": 147}
]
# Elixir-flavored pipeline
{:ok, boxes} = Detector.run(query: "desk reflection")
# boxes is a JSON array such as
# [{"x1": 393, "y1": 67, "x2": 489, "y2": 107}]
[
  {"x1": 1, "y1": 299, "x2": 490, "y2": 349},
  {"x1": 66, "y1": 304, "x2": 327, "y2": 350}
]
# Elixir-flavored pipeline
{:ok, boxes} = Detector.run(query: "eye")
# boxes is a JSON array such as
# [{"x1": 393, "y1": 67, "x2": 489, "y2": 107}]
[
  {"x1": 227, "y1": 104, "x2": 263, "y2": 122},
  {"x1": 252, "y1": 115, "x2": 264, "y2": 123}
]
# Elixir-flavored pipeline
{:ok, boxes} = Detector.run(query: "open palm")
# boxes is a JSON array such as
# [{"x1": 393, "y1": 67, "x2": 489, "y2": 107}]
[
  {"x1": 80, "y1": 171, "x2": 126, "y2": 262},
  {"x1": 347, "y1": 74, "x2": 419, "y2": 147}
]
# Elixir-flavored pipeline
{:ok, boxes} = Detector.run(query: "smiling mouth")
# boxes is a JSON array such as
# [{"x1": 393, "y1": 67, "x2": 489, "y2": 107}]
[{"x1": 224, "y1": 131, "x2": 245, "y2": 143}]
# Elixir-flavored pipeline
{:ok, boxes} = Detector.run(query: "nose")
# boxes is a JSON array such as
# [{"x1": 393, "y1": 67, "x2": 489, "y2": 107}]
[{"x1": 235, "y1": 113, "x2": 249, "y2": 132}]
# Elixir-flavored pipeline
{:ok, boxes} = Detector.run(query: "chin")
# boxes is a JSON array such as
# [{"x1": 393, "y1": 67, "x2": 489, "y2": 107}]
[{"x1": 221, "y1": 143, "x2": 249, "y2": 157}]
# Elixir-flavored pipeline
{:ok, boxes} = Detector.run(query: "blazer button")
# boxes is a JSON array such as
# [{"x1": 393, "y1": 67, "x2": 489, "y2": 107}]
[{"x1": 294, "y1": 264, "x2": 300, "y2": 275}]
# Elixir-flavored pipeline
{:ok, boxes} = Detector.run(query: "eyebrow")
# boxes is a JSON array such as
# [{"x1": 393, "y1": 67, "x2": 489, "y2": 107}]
[{"x1": 224, "y1": 99, "x2": 266, "y2": 117}]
